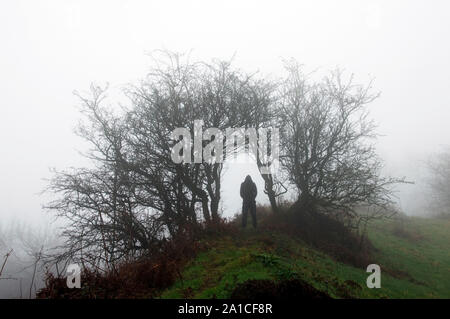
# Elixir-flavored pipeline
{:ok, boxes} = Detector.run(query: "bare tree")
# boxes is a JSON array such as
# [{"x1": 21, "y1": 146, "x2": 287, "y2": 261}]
[
  {"x1": 46, "y1": 85, "x2": 167, "y2": 270},
  {"x1": 45, "y1": 52, "x2": 277, "y2": 268},
  {"x1": 426, "y1": 148, "x2": 450, "y2": 217},
  {"x1": 124, "y1": 52, "x2": 276, "y2": 222},
  {"x1": 278, "y1": 62, "x2": 404, "y2": 226},
  {"x1": 0, "y1": 249, "x2": 13, "y2": 279},
  {"x1": 245, "y1": 79, "x2": 288, "y2": 213}
]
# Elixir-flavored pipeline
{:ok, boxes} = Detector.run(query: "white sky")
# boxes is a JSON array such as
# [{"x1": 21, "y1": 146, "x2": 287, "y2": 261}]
[{"x1": 1, "y1": 0, "x2": 450, "y2": 224}]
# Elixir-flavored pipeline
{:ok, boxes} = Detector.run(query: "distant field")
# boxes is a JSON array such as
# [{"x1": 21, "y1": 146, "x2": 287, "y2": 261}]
[{"x1": 160, "y1": 216, "x2": 450, "y2": 299}]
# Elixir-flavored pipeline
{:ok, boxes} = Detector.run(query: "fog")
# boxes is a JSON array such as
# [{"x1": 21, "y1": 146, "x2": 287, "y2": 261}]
[{"x1": 1, "y1": 0, "x2": 449, "y2": 297}]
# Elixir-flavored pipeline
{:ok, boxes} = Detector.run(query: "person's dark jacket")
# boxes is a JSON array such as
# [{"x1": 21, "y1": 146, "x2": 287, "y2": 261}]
[{"x1": 240, "y1": 176, "x2": 257, "y2": 202}]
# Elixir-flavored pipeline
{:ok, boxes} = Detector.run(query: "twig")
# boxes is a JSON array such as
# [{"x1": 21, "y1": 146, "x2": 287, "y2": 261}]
[
  {"x1": 29, "y1": 246, "x2": 43, "y2": 299},
  {"x1": 0, "y1": 249, "x2": 13, "y2": 278}
]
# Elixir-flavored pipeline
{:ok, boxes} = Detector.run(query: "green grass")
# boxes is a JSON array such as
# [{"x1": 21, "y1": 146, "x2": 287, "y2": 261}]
[
  {"x1": 367, "y1": 217, "x2": 450, "y2": 298},
  {"x1": 160, "y1": 217, "x2": 450, "y2": 299}
]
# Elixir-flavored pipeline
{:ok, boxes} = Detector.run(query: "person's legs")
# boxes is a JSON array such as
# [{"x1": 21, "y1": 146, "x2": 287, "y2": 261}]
[
  {"x1": 242, "y1": 201, "x2": 248, "y2": 228},
  {"x1": 250, "y1": 200, "x2": 257, "y2": 228}
]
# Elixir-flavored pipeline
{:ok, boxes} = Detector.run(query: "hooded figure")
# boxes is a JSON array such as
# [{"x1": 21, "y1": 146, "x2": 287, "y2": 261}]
[{"x1": 240, "y1": 175, "x2": 257, "y2": 228}]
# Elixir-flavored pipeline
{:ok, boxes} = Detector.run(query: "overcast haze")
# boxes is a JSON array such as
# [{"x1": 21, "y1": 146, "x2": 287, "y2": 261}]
[{"x1": 1, "y1": 0, "x2": 450, "y2": 227}]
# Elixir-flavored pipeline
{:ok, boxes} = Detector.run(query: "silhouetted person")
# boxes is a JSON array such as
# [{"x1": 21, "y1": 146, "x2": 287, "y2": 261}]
[{"x1": 240, "y1": 175, "x2": 257, "y2": 228}]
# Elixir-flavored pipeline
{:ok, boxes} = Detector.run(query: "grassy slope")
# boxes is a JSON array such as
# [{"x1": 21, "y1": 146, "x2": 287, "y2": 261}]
[{"x1": 160, "y1": 217, "x2": 450, "y2": 299}]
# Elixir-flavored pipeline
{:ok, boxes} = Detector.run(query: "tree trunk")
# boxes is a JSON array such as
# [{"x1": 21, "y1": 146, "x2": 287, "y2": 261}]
[
  {"x1": 263, "y1": 175, "x2": 279, "y2": 213},
  {"x1": 290, "y1": 192, "x2": 314, "y2": 214},
  {"x1": 258, "y1": 172, "x2": 279, "y2": 213}
]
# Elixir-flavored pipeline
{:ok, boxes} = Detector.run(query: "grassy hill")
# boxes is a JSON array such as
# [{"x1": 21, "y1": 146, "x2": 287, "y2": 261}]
[
  {"x1": 37, "y1": 210, "x2": 450, "y2": 299},
  {"x1": 160, "y1": 216, "x2": 450, "y2": 299}
]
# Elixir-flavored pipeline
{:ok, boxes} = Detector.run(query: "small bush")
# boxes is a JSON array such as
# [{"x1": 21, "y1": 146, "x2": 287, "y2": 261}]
[
  {"x1": 255, "y1": 205, "x2": 372, "y2": 267},
  {"x1": 37, "y1": 226, "x2": 202, "y2": 299}
]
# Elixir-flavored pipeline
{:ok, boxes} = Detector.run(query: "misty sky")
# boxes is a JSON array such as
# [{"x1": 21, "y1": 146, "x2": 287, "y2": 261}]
[{"x1": 1, "y1": 0, "x2": 450, "y2": 225}]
